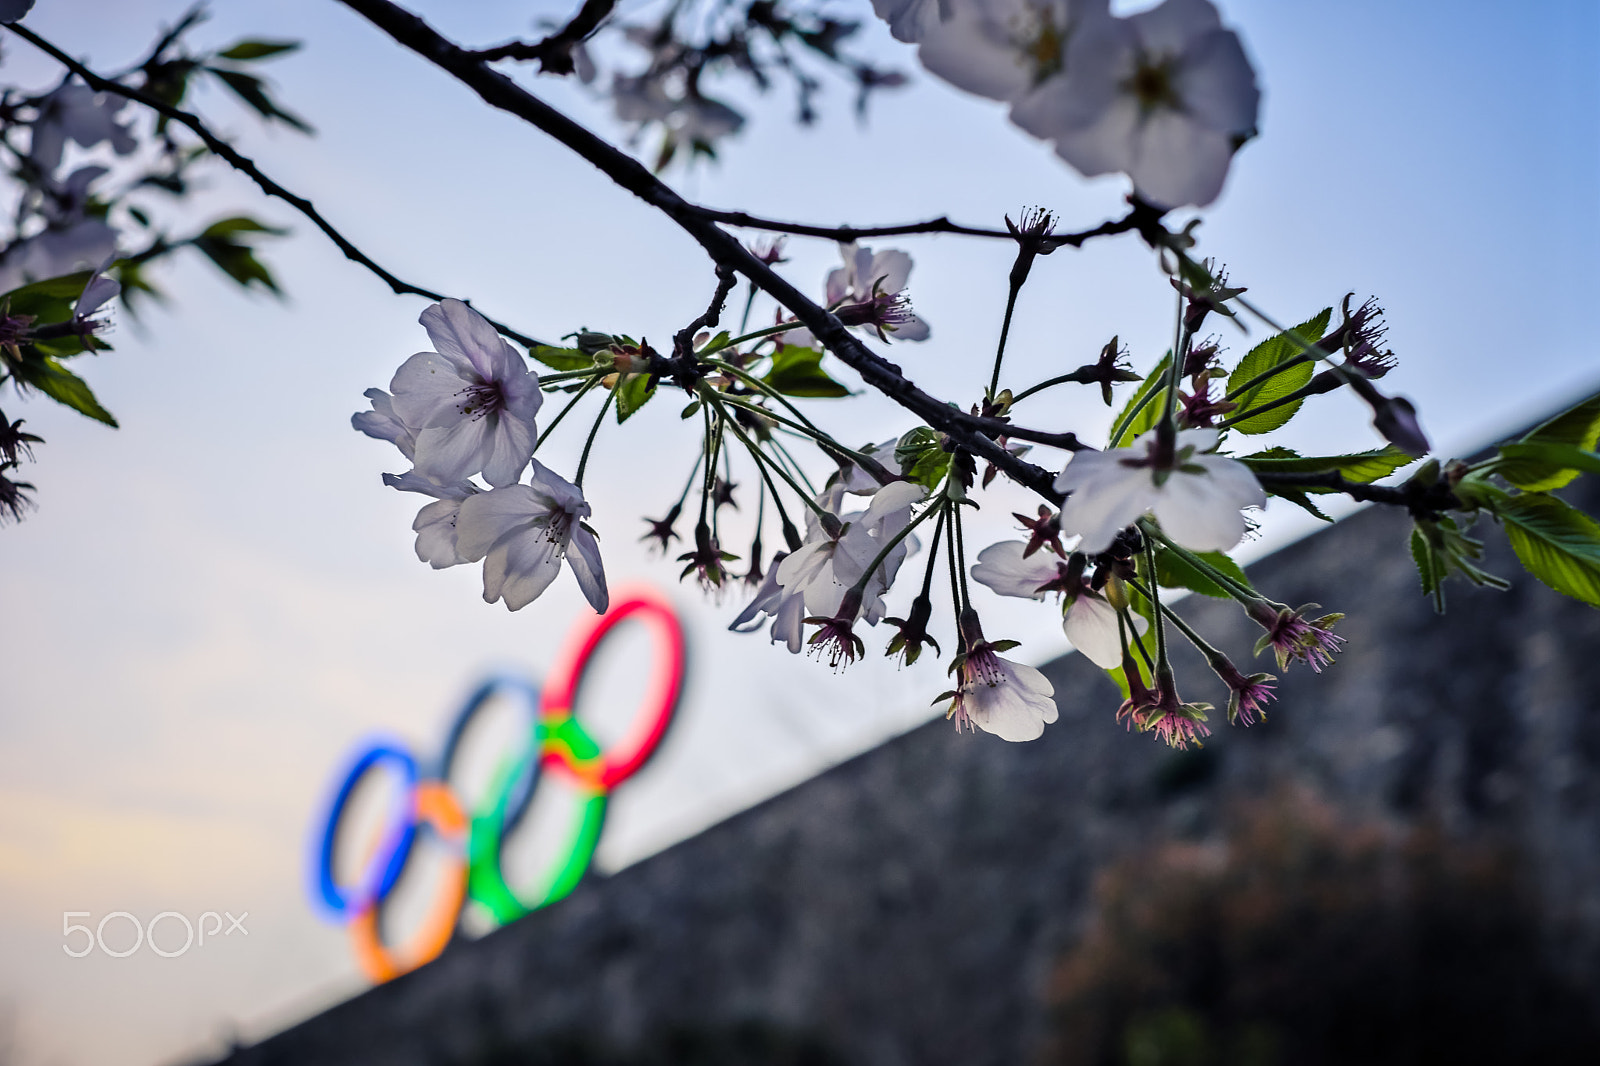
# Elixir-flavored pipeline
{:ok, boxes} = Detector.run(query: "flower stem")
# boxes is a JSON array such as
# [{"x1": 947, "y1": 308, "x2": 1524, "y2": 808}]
[
  {"x1": 533, "y1": 371, "x2": 604, "y2": 452},
  {"x1": 1127, "y1": 575, "x2": 1226, "y2": 667},
  {"x1": 701, "y1": 385, "x2": 830, "y2": 522},
  {"x1": 918, "y1": 505, "x2": 947, "y2": 598},
  {"x1": 952, "y1": 501, "x2": 972, "y2": 610},
  {"x1": 845, "y1": 487, "x2": 941, "y2": 602},
  {"x1": 1137, "y1": 520, "x2": 1261, "y2": 605},
  {"x1": 704, "y1": 320, "x2": 795, "y2": 352},
  {"x1": 1222, "y1": 352, "x2": 1314, "y2": 402},
  {"x1": 987, "y1": 278, "x2": 1024, "y2": 400},
  {"x1": 1107, "y1": 373, "x2": 1167, "y2": 448},
  {"x1": 573, "y1": 385, "x2": 616, "y2": 488},
  {"x1": 1141, "y1": 536, "x2": 1172, "y2": 681}
]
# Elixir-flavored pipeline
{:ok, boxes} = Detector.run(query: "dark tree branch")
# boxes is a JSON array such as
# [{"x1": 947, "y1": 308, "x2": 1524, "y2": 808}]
[
  {"x1": 696, "y1": 206, "x2": 1148, "y2": 248},
  {"x1": 1254, "y1": 470, "x2": 1459, "y2": 517},
  {"x1": 468, "y1": 0, "x2": 615, "y2": 74},
  {"x1": 335, "y1": 0, "x2": 1072, "y2": 502},
  {"x1": 3, "y1": 22, "x2": 547, "y2": 350}
]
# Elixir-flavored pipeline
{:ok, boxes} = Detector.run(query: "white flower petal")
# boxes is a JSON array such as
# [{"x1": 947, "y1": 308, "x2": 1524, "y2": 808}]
[
  {"x1": 455, "y1": 484, "x2": 542, "y2": 562},
  {"x1": 1150, "y1": 467, "x2": 1249, "y2": 552},
  {"x1": 413, "y1": 497, "x2": 469, "y2": 569},
  {"x1": 1062, "y1": 593, "x2": 1129, "y2": 669},
  {"x1": 420, "y1": 298, "x2": 516, "y2": 381},
  {"x1": 389, "y1": 351, "x2": 470, "y2": 428},
  {"x1": 566, "y1": 526, "x2": 610, "y2": 614},
  {"x1": 971, "y1": 540, "x2": 1059, "y2": 600},
  {"x1": 483, "y1": 533, "x2": 562, "y2": 611}
]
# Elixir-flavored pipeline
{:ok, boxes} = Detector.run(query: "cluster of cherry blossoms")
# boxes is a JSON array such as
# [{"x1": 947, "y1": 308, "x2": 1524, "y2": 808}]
[
  {"x1": 11, "y1": 0, "x2": 1591, "y2": 763},
  {"x1": 354, "y1": 299, "x2": 608, "y2": 614},
  {"x1": 876, "y1": 0, "x2": 1259, "y2": 207}
]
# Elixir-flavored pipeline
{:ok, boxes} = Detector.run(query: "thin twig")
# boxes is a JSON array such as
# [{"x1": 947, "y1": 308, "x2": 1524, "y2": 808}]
[{"x1": 3, "y1": 22, "x2": 548, "y2": 349}]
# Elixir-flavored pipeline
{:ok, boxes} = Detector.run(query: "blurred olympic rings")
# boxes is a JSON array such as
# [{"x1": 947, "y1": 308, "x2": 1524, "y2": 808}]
[{"x1": 309, "y1": 591, "x2": 685, "y2": 982}]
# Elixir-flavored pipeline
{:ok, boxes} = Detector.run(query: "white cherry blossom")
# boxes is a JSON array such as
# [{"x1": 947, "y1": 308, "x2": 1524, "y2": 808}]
[
  {"x1": 785, "y1": 243, "x2": 930, "y2": 348},
  {"x1": 454, "y1": 460, "x2": 607, "y2": 613},
  {"x1": 1055, "y1": 427, "x2": 1264, "y2": 554},
  {"x1": 351, "y1": 388, "x2": 416, "y2": 461},
  {"x1": 871, "y1": 0, "x2": 947, "y2": 43},
  {"x1": 389, "y1": 299, "x2": 542, "y2": 488},
  {"x1": 28, "y1": 84, "x2": 137, "y2": 174},
  {"x1": 970, "y1": 539, "x2": 1141, "y2": 668},
  {"x1": 384, "y1": 470, "x2": 479, "y2": 569},
  {"x1": 1010, "y1": 0, "x2": 1259, "y2": 208},
  {"x1": 916, "y1": 0, "x2": 1110, "y2": 104},
  {"x1": 947, "y1": 637, "x2": 1059, "y2": 742}
]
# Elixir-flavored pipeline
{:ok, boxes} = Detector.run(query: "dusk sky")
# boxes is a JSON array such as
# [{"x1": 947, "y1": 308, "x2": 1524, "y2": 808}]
[{"x1": 0, "y1": 1, "x2": 1595, "y2": 1064}]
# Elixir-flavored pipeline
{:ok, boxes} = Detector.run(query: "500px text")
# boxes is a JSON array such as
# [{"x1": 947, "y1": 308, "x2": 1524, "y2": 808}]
[{"x1": 62, "y1": 910, "x2": 248, "y2": 958}]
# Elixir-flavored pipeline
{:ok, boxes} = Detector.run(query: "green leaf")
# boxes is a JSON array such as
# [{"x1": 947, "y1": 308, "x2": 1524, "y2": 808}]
[
  {"x1": 192, "y1": 235, "x2": 280, "y2": 293},
  {"x1": 698, "y1": 331, "x2": 732, "y2": 356},
  {"x1": 763, "y1": 345, "x2": 849, "y2": 398},
  {"x1": 614, "y1": 373, "x2": 655, "y2": 423},
  {"x1": 1492, "y1": 394, "x2": 1600, "y2": 491},
  {"x1": 199, "y1": 216, "x2": 288, "y2": 239},
  {"x1": 1498, "y1": 494, "x2": 1600, "y2": 606},
  {"x1": 216, "y1": 39, "x2": 301, "y2": 61},
  {"x1": 1411, "y1": 527, "x2": 1446, "y2": 613},
  {"x1": 1225, "y1": 308, "x2": 1331, "y2": 435},
  {"x1": 203, "y1": 67, "x2": 314, "y2": 133},
  {"x1": 13, "y1": 356, "x2": 117, "y2": 426},
  {"x1": 1239, "y1": 444, "x2": 1416, "y2": 488},
  {"x1": 530, "y1": 345, "x2": 593, "y2": 372},
  {"x1": 1110, "y1": 352, "x2": 1170, "y2": 447},
  {"x1": 1269, "y1": 487, "x2": 1334, "y2": 523},
  {"x1": 895, "y1": 427, "x2": 952, "y2": 492},
  {"x1": 1155, "y1": 545, "x2": 1254, "y2": 599},
  {"x1": 1495, "y1": 442, "x2": 1600, "y2": 487},
  {"x1": 2, "y1": 270, "x2": 92, "y2": 321}
]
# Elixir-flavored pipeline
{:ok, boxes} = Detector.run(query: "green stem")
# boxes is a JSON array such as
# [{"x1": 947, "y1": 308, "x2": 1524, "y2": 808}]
[
  {"x1": 918, "y1": 505, "x2": 947, "y2": 598},
  {"x1": 1137, "y1": 521, "x2": 1259, "y2": 605},
  {"x1": 715, "y1": 392, "x2": 882, "y2": 471},
  {"x1": 952, "y1": 501, "x2": 971, "y2": 610},
  {"x1": 1141, "y1": 536, "x2": 1171, "y2": 680},
  {"x1": 1010, "y1": 372, "x2": 1083, "y2": 406},
  {"x1": 845, "y1": 487, "x2": 941, "y2": 600},
  {"x1": 1127, "y1": 576, "x2": 1224, "y2": 665},
  {"x1": 987, "y1": 280, "x2": 1023, "y2": 400},
  {"x1": 1107, "y1": 369, "x2": 1167, "y2": 448},
  {"x1": 701, "y1": 385, "x2": 830, "y2": 521},
  {"x1": 1159, "y1": 284, "x2": 1190, "y2": 439},
  {"x1": 534, "y1": 371, "x2": 605, "y2": 452},
  {"x1": 701, "y1": 320, "x2": 794, "y2": 353},
  {"x1": 1216, "y1": 378, "x2": 1325, "y2": 429},
  {"x1": 573, "y1": 387, "x2": 616, "y2": 488}
]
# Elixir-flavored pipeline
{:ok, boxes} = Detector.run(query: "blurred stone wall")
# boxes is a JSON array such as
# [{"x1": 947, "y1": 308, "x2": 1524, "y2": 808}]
[{"x1": 216, "y1": 473, "x2": 1600, "y2": 1066}]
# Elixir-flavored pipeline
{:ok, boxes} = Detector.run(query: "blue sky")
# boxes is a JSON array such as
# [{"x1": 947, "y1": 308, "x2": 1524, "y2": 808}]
[{"x1": 0, "y1": 1, "x2": 1595, "y2": 1063}]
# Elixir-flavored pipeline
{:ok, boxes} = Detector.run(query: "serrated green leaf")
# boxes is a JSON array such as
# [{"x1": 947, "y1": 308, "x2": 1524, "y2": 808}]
[
  {"x1": 763, "y1": 344, "x2": 848, "y2": 398},
  {"x1": 1493, "y1": 395, "x2": 1600, "y2": 491},
  {"x1": 531, "y1": 345, "x2": 593, "y2": 372},
  {"x1": 1270, "y1": 486, "x2": 1334, "y2": 523},
  {"x1": 13, "y1": 356, "x2": 117, "y2": 426},
  {"x1": 1155, "y1": 545, "x2": 1253, "y2": 599},
  {"x1": 614, "y1": 373, "x2": 655, "y2": 423},
  {"x1": 1495, "y1": 442, "x2": 1600, "y2": 487},
  {"x1": 1225, "y1": 308, "x2": 1331, "y2": 435},
  {"x1": 216, "y1": 39, "x2": 301, "y2": 61},
  {"x1": 1239, "y1": 445, "x2": 1416, "y2": 488},
  {"x1": 1498, "y1": 493, "x2": 1600, "y2": 607},
  {"x1": 1110, "y1": 352, "x2": 1170, "y2": 447},
  {"x1": 1410, "y1": 527, "x2": 1445, "y2": 612},
  {"x1": 894, "y1": 426, "x2": 952, "y2": 492}
]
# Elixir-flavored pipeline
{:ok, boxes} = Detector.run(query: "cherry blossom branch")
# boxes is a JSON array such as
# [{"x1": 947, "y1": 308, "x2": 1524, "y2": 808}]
[
  {"x1": 335, "y1": 0, "x2": 1071, "y2": 504},
  {"x1": 1252, "y1": 470, "x2": 1460, "y2": 516},
  {"x1": 466, "y1": 0, "x2": 615, "y2": 74},
  {"x1": 2, "y1": 22, "x2": 548, "y2": 350},
  {"x1": 694, "y1": 206, "x2": 1149, "y2": 247}
]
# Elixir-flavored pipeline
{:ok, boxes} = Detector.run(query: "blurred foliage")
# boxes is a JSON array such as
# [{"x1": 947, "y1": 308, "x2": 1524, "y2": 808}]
[{"x1": 1044, "y1": 791, "x2": 1600, "y2": 1066}]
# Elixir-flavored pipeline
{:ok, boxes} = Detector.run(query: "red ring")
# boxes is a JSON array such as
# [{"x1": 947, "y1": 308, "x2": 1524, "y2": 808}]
[{"x1": 539, "y1": 588, "x2": 685, "y2": 790}]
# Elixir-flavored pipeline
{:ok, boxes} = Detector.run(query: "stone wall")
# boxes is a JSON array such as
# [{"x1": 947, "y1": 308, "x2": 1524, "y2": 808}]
[{"x1": 215, "y1": 474, "x2": 1600, "y2": 1066}]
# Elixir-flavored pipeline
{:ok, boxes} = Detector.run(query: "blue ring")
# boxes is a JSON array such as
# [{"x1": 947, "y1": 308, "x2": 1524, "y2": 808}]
[
  {"x1": 435, "y1": 675, "x2": 543, "y2": 837},
  {"x1": 313, "y1": 740, "x2": 419, "y2": 919}
]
